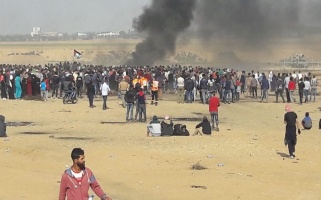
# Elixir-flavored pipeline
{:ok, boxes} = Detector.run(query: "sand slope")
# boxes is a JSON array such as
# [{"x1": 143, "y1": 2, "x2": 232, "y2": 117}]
[{"x1": 0, "y1": 93, "x2": 321, "y2": 200}]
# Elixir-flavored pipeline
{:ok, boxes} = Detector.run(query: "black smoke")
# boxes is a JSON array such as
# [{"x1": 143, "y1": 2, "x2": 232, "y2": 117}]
[
  {"x1": 195, "y1": 0, "x2": 300, "y2": 43},
  {"x1": 127, "y1": 0, "x2": 196, "y2": 66}
]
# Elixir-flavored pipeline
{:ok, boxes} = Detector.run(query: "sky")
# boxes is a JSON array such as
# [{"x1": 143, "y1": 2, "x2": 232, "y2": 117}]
[
  {"x1": 0, "y1": 0, "x2": 151, "y2": 34},
  {"x1": 1, "y1": 0, "x2": 320, "y2": 35}
]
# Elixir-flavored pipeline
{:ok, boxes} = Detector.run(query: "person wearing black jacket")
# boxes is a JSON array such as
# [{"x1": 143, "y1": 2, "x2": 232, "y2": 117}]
[
  {"x1": 87, "y1": 81, "x2": 95, "y2": 108},
  {"x1": 184, "y1": 76, "x2": 194, "y2": 103},
  {"x1": 161, "y1": 115, "x2": 174, "y2": 136},
  {"x1": 76, "y1": 73, "x2": 83, "y2": 98},
  {"x1": 298, "y1": 78, "x2": 305, "y2": 105},
  {"x1": 193, "y1": 116, "x2": 212, "y2": 135},
  {"x1": 199, "y1": 74, "x2": 208, "y2": 104},
  {"x1": 51, "y1": 73, "x2": 59, "y2": 98},
  {"x1": 124, "y1": 86, "x2": 136, "y2": 122}
]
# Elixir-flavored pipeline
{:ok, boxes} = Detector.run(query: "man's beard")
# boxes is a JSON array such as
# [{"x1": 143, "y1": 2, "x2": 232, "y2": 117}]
[{"x1": 77, "y1": 162, "x2": 85, "y2": 170}]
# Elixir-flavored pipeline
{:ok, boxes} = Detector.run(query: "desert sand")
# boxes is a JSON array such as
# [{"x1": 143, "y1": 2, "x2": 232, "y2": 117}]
[
  {"x1": 0, "y1": 91, "x2": 321, "y2": 200},
  {"x1": 1, "y1": 39, "x2": 321, "y2": 200},
  {"x1": 2, "y1": 37, "x2": 321, "y2": 66}
]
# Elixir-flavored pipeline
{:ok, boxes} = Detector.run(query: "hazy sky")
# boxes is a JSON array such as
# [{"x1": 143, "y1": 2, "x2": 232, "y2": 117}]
[{"x1": 0, "y1": 0, "x2": 151, "y2": 34}]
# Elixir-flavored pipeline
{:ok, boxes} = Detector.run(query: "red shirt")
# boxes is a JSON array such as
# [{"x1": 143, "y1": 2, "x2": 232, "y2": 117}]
[
  {"x1": 288, "y1": 81, "x2": 296, "y2": 90},
  {"x1": 209, "y1": 96, "x2": 220, "y2": 112}
]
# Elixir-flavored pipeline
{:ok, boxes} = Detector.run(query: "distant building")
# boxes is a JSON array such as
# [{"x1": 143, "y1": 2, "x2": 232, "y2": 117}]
[
  {"x1": 97, "y1": 32, "x2": 120, "y2": 37},
  {"x1": 43, "y1": 32, "x2": 58, "y2": 37},
  {"x1": 77, "y1": 33, "x2": 88, "y2": 37},
  {"x1": 31, "y1": 27, "x2": 41, "y2": 37}
]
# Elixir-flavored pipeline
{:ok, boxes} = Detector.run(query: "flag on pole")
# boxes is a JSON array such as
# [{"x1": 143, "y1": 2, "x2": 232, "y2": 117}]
[{"x1": 74, "y1": 49, "x2": 82, "y2": 59}]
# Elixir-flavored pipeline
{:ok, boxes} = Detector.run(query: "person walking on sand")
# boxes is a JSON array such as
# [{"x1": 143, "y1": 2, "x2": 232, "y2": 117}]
[
  {"x1": 275, "y1": 75, "x2": 285, "y2": 103},
  {"x1": 59, "y1": 148, "x2": 112, "y2": 200},
  {"x1": 284, "y1": 105, "x2": 301, "y2": 159},
  {"x1": 118, "y1": 77, "x2": 129, "y2": 108},
  {"x1": 310, "y1": 75, "x2": 318, "y2": 102},
  {"x1": 87, "y1": 81, "x2": 95, "y2": 108},
  {"x1": 100, "y1": 79, "x2": 111, "y2": 110},
  {"x1": 298, "y1": 78, "x2": 305, "y2": 105}
]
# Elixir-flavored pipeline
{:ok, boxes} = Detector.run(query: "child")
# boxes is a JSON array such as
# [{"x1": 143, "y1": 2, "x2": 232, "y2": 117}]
[
  {"x1": 40, "y1": 79, "x2": 47, "y2": 101},
  {"x1": 302, "y1": 112, "x2": 312, "y2": 130}
]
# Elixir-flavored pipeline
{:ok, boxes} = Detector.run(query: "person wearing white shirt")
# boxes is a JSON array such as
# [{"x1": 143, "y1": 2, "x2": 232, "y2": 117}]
[
  {"x1": 298, "y1": 71, "x2": 302, "y2": 80},
  {"x1": 100, "y1": 79, "x2": 111, "y2": 110},
  {"x1": 177, "y1": 76, "x2": 185, "y2": 103},
  {"x1": 310, "y1": 76, "x2": 318, "y2": 102},
  {"x1": 284, "y1": 74, "x2": 291, "y2": 102},
  {"x1": 303, "y1": 77, "x2": 311, "y2": 103}
]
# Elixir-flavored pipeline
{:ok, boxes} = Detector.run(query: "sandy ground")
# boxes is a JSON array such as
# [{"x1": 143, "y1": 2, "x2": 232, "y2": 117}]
[
  {"x1": 0, "y1": 90, "x2": 321, "y2": 200},
  {"x1": 2, "y1": 37, "x2": 321, "y2": 66}
]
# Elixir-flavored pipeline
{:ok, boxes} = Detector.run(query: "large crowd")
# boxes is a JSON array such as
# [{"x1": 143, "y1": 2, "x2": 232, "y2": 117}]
[
  {"x1": 0, "y1": 62, "x2": 318, "y2": 105},
  {"x1": 0, "y1": 62, "x2": 320, "y2": 161}
]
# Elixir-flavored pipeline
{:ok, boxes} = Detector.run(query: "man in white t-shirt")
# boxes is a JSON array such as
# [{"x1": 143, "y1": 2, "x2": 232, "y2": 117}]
[
  {"x1": 310, "y1": 76, "x2": 318, "y2": 102},
  {"x1": 303, "y1": 77, "x2": 311, "y2": 103},
  {"x1": 177, "y1": 75, "x2": 185, "y2": 103}
]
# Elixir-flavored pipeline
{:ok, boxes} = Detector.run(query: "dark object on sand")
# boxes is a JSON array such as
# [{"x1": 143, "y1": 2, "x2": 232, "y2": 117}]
[
  {"x1": 6, "y1": 122, "x2": 34, "y2": 127},
  {"x1": 191, "y1": 162, "x2": 207, "y2": 170},
  {"x1": 191, "y1": 185, "x2": 207, "y2": 189},
  {"x1": 0, "y1": 115, "x2": 7, "y2": 137}
]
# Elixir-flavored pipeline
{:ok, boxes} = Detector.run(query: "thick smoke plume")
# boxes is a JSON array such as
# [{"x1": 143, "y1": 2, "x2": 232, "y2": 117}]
[
  {"x1": 127, "y1": 0, "x2": 196, "y2": 66},
  {"x1": 196, "y1": 0, "x2": 300, "y2": 43}
]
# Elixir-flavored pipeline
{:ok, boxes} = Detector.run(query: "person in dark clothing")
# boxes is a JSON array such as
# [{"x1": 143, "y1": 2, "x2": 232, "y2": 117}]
[
  {"x1": 59, "y1": 73, "x2": 66, "y2": 98},
  {"x1": 8, "y1": 74, "x2": 15, "y2": 99},
  {"x1": 275, "y1": 76, "x2": 285, "y2": 103},
  {"x1": 193, "y1": 116, "x2": 212, "y2": 135},
  {"x1": 302, "y1": 112, "x2": 312, "y2": 130},
  {"x1": 240, "y1": 71, "x2": 246, "y2": 95},
  {"x1": 76, "y1": 73, "x2": 83, "y2": 98},
  {"x1": 199, "y1": 74, "x2": 208, "y2": 104},
  {"x1": 161, "y1": 115, "x2": 174, "y2": 136},
  {"x1": 32, "y1": 75, "x2": 41, "y2": 96},
  {"x1": 0, "y1": 72, "x2": 7, "y2": 99},
  {"x1": 298, "y1": 78, "x2": 305, "y2": 105},
  {"x1": 124, "y1": 86, "x2": 136, "y2": 122},
  {"x1": 173, "y1": 124, "x2": 190, "y2": 136},
  {"x1": 21, "y1": 75, "x2": 27, "y2": 98},
  {"x1": 260, "y1": 75, "x2": 269, "y2": 103},
  {"x1": 284, "y1": 105, "x2": 301, "y2": 159},
  {"x1": 184, "y1": 77, "x2": 194, "y2": 103},
  {"x1": 0, "y1": 115, "x2": 7, "y2": 137},
  {"x1": 136, "y1": 88, "x2": 146, "y2": 122},
  {"x1": 87, "y1": 81, "x2": 95, "y2": 108},
  {"x1": 51, "y1": 73, "x2": 60, "y2": 98}
]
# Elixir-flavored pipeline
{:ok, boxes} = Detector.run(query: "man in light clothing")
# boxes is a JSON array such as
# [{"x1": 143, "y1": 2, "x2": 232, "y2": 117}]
[
  {"x1": 303, "y1": 77, "x2": 311, "y2": 103},
  {"x1": 310, "y1": 76, "x2": 318, "y2": 102},
  {"x1": 118, "y1": 78, "x2": 129, "y2": 108},
  {"x1": 177, "y1": 75, "x2": 185, "y2": 104},
  {"x1": 100, "y1": 79, "x2": 111, "y2": 110},
  {"x1": 284, "y1": 73, "x2": 291, "y2": 103},
  {"x1": 147, "y1": 115, "x2": 161, "y2": 137}
]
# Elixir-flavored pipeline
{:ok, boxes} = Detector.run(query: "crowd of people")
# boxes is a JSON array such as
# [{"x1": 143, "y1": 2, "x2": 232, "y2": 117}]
[{"x1": 0, "y1": 62, "x2": 319, "y2": 143}]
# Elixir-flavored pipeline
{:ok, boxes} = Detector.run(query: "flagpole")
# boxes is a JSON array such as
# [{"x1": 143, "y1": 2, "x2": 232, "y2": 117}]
[{"x1": 72, "y1": 50, "x2": 74, "y2": 72}]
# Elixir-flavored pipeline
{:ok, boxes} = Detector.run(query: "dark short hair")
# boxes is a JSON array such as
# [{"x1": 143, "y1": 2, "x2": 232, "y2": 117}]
[
  {"x1": 305, "y1": 112, "x2": 309, "y2": 117},
  {"x1": 71, "y1": 148, "x2": 84, "y2": 161}
]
